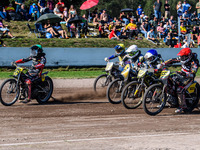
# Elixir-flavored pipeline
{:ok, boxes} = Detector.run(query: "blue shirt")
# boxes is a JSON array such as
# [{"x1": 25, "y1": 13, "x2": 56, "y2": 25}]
[
  {"x1": 137, "y1": 8, "x2": 143, "y2": 15},
  {"x1": 38, "y1": 0, "x2": 46, "y2": 8},
  {"x1": 182, "y1": 3, "x2": 191, "y2": 13}
]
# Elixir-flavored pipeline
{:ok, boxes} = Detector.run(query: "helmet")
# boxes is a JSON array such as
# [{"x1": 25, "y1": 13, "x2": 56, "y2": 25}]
[
  {"x1": 177, "y1": 48, "x2": 192, "y2": 64},
  {"x1": 125, "y1": 45, "x2": 140, "y2": 58},
  {"x1": 30, "y1": 44, "x2": 43, "y2": 57},
  {"x1": 144, "y1": 49, "x2": 158, "y2": 64},
  {"x1": 114, "y1": 44, "x2": 125, "y2": 55}
]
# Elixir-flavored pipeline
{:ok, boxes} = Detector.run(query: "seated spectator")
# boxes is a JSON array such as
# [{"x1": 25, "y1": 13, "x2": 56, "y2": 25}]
[
  {"x1": 63, "y1": 7, "x2": 68, "y2": 21},
  {"x1": 108, "y1": 21, "x2": 114, "y2": 31},
  {"x1": 5, "y1": 3, "x2": 15, "y2": 13},
  {"x1": 54, "y1": 23, "x2": 69, "y2": 39},
  {"x1": 20, "y1": 4, "x2": 31, "y2": 21},
  {"x1": 47, "y1": 0, "x2": 54, "y2": 13},
  {"x1": 44, "y1": 20, "x2": 58, "y2": 37},
  {"x1": 182, "y1": 36, "x2": 189, "y2": 48},
  {"x1": 93, "y1": 14, "x2": 99, "y2": 28},
  {"x1": 190, "y1": 11, "x2": 198, "y2": 25},
  {"x1": 180, "y1": 22, "x2": 187, "y2": 36},
  {"x1": 119, "y1": 11, "x2": 129, "y2": 25},
  {"x1": 125, "y1": 18, "x2": 139, "y2": 40},
  {"x1": 31, "y1": 3, "x2": 40, "y2": 21},
  {"x1": 98, "y1": 23, "x2": 104, "y2": 37},
  {"x1": 149, "y1": 17, "x2": 158, "y2": 29},
  {"x1": 57, "y1": 0, "x2": 65, "y2": 13},
  {"x1": 104, "y1": 23, "x2": 110, "y2": 35},
  {"x1": 70, "y1": 23, "x2": 78, "y2": 38},
  {"x1": 168, "y1": 15, "x2": 175, "y2": 25},
  {"x1": 157, "y1": 22, "x2": 165, "y2": 39},
  {"x1": 140, "y1": 22, "x2": 147, "y2": 38},
  {"x1": 147, "y1": 28, "x2": 159, "y2": 44},
  {"x1": 191, "y1": 26, "x2": 198, "y2": 41},
  {"x1": 0, "y1": 19, "x2": 15, "y2": 39},
  {"x1": 108, "y1": 26, "x2": 119, "y2": 40},
  {"x1": 100, "y1": 9, "x2": 108, "y2": 24},
  {"x1": 54, "y1": 4, "x2": 63, "y2": 18},
  {"x1": 0, "y1": 5, "x2": 7, "y2": 20},
  {"x1": 139, "y1": 11, "x2": 147, "y2": 23},
  {"x1": 163, "y1": 21, "x2": 171, "y2": 29},
  {"x1": 68, "y1": 5, "x2": 77, "y2": 18},
  {"x1": 182, "y1": 10, "x2": 191, "y2": 25},
  {"x1": 166, "y1": 32, "x2": 173, "y2": 48},
  {"x1": 171, "y1": 24, "x2": 178, "y2": 38}
]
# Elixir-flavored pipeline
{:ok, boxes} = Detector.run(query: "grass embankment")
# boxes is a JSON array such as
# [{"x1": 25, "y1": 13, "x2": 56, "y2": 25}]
[
  {"x1": 0, "y1": 66, "x2": 200, "y2": 79},
  {"x1": 2, "y1": 21, "x2": 170, "y2": 48}
]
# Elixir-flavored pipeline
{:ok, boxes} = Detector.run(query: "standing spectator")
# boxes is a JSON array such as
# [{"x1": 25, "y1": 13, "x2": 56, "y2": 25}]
[
  {"x1": 108, "y1": 26, "x2": 119, "y2": 40},
  {"x1": 0, "y1": 5, "x2": 7, "y2": 20},
  {"x1": 196, "y1": 0, "x2": 200, "y2": 19},
  {"x1": 63, "y1": 7, "x2": 68, "y2": 21},
  {"x1": 54, "y1": 4, "x2": 63, "y2": 18},
  {"x1": 31, "y1": 3, "x2": 40, "y2": 21},
  {"x1": 182, "y1": 0, "x2": 191, "y2": 14},
  {"x1": 47, "y1": 0, "x2": 54, "y2": 13},
  {"x1": 0, "y1": 19, "x2": 15, "y2": 39},
  {"x1": 68, "y1": 5, "x2": 77, "y2": 18},
  {"x1": 164, "y1": 0, "x2": 170, "y2": 19},
  {"x1": 15, "y1": 0, "x2": 24, "y2": 13},
  {"x1": 100, "y1": 9, "x2": 108, "y2": 24},
  {"x1": 57, "y1": 0, "x2": 65, "y2": 13},
  {"x1": 20, "y1": 4, "x2": 30, "y2": 21},
  {"x1": 136, "y1": 5, "x2": 143, "y2": 20},
  {"x1": 176, "y1": 1, "x2": 183, "y2": 17},
  {"x1": 38, "y1": 0, "x2": 46, "y2": 15},
  {"x1": 147, "y1": 28, "x2": 159, "y2": 44},
  {"x1": 153, "y1": 0, "x2": 162, "y2": 20}
]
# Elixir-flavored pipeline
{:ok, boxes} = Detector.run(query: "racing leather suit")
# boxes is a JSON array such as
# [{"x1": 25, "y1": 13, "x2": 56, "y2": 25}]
[
  {"x1": 164, "y1": 53, "x2": 199, "y2": 108},
  {"x1": 15, "y1": 53, "x2": 46, "y2": 100}
]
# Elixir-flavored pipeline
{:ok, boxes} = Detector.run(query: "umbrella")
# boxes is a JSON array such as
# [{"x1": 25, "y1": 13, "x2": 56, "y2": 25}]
[
  {"x1": 68, "y1": 16, "x2": 86, "y2": 24},
  {"x1": 35, "y1": 13, "x2": 62, "y2": 24},
  {"x1": 120, "y1": 8, "x2": 134, "y2": 12},
  {"x1": 80, "y1": 0, "x2": 99, "y2": 10}
]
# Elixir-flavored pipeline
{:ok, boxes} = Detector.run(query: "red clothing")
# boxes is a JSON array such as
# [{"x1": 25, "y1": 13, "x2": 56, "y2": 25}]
[
  {"x1": 57, "y1": 2, "x2": 64, "y2": 12},
  {"x1": 109, "y1": 30, "x2": 115, "y2": 39}
]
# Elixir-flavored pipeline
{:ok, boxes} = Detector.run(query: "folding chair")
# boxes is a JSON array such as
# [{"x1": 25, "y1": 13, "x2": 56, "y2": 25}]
[
  {"x1": 35, "y1": 23, "x2": 48, "y2": 38},
  {"x1": 26, "y1": 23, "x2": 40, "y2": 38}
]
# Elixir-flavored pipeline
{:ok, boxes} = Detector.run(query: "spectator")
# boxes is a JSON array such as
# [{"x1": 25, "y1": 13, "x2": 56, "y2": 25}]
[
  {"x1": 157, "y1": 22, "x2": 165, "y2": 39},
  {"x1": 147, "y1": 28, "x2": 159, "y2": 44},
  {"x1": 196, "y1": 0, "x2": 200, "y2": 19},
  {"x1": 163, "y1": 21, "x2": 171, "y2": 29},
  {"x1": 70, "y1": 23, "x2": 78, "y2": 38},
  {"x1": 182, "y1": 36, "x2": 189, "y2": 48},
  {"x1": 140, "y1": 22, "x2": 147, "y2": 38},
  {"x1": 182, "y1": 10, "x2": 191, "y2": 25},
  {"x1": 169, "y1": 15, "x2": 175, "y2": 25},
  {"x1": 5, "y1": 3, "x2": 15, "y2": 13},
  {"x1": 177, "y1": 1, "x2": 183, "y2": 17},
  {"x1": 136, "y1": 5, "x2": 143, "y2": 20},
  {"x1": 171, "y1": 24, "x2": 178, "y2": 38},
  {"x1": 166, "y1": 32, "x2": 173, "y2": 47},
  {"x1": 98, "y1": 23, "x2": 104, "y2": 37},
  {"x1": 119, "y1": 11, "x2": 129, "y2": 25},
  {"x1": 81, "y1": 14, "x2": 89, "y2": 38},
  {"x1": 0, "y1": 19, "x2": 15, "y2": 39},
  {"x1": 153, "y1": 0, "x2": 162, "y2": 20},
  {"x1": 108, "y1": 21, "x2": 114, "y2": 31},
  {"x1": 182, "y1": 0, "x2": 191, "y2": 14},
  {"x1": 38, "y1": 0, "x2": 46, "y2": 15},
  {"x1": 180, "y1": 22, "x2": 187, "y2": 37},
  {"x1": 139, "y1": 11, "x2": 147, "y2": 23},
  {"x1": 31, "y1": 3, "x2": 40, "y2": 21},
  {"x1": 100, "y1": 9, "x2": 108, "y2": 24},
  {"x1": 63, "y1": 7, "x2": 68, "y2": 21},
  {"x1": 0, "y1": 5, "x2": 7, "y2": 20},
  {"x1": 164, "y1": 0, "x2": 170, "y2": 19},
  {"x1": 54, "y1": 4, "x2": 63, "y2": 18},
  {"x1": 20, "y1": 4, "x2": 31, "y2": 21},
  {"x1": 44, "y1": 20, "x2": 58, "y2": 37},
  {"x1": 68, "y1": 5, "x2": 77, "y2": 18},
  {"x1": 54, "y1": 23, "x2": 69, "y2": 39},
  {"x1": 149, "y1": 17, "x2": 157, "y2": 30},
  {"x1": 190, "y1": 11, "x2": 198, "y2": 25},
  {"x1": 93, "y1": 14, "x2": 99, "y2": 28},
  {"x1": 191, "y1": 26, "x2": 198, "y2": 41},
  {"x1": 57, "y1": 0, "x2": 65, "y2": 13},
  {"x1": 125, "y1": 18, "x2": 139, "y2": 40},
  {"x1": 108, "y1": 26, "x2": 119, "y2": 40},
  {"x1": 47, "y1": 0, "x2": 54, "y2": 13},
  {"x1": 15, "y1": 0, "x2": 24, "y2": 13}
]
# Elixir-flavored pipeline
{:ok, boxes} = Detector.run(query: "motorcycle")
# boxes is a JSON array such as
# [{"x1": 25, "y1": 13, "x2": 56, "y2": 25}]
[
  {"x1": 106, "y1": 63, "x2": 138, "y2": 104},
  {"x1": 93, "y1": 61, "x2": 123, "y2": 93},
  {"x1": 121, "y1": 67, "x2": 160, "y2": 109},
  {"x1": 0, "y1": 64, "x2": 53, "y2": 106},
  {"x1": 142, "y1": 67, "x2": 200, "y2": 116}
]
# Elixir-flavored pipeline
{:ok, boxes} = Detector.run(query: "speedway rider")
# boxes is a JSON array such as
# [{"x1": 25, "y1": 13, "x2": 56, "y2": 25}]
[
  {"x1": 12, "y1": 45, "x2": 46, "y2": 103},
  {"x1": 161, "y1": 48, "x2": 199, "y2": 113}
]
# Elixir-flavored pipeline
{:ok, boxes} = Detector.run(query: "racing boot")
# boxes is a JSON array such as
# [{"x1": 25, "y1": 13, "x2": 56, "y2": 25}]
[
  {"x1": 19, "y1": 88, "x2": 26, "y2": 100},
  {"x1": 175, "y1": 93, "x2": 187, "y2": 114}
]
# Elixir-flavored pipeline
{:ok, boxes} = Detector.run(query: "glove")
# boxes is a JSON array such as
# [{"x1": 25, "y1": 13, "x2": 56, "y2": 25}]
[
  {"x1": 119, "y1": 61, "x2": 124, "y2": 66},
  {"x1": 11, "y1": 61, "x2": 16, "y2": 66},
  {"x1": 104, "y1": 57, "x2": 109, "y2": 62}
]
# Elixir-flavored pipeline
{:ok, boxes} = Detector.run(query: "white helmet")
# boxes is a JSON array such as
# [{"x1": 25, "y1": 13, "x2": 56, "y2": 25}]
[{"x1": 125, "y1": 45, "x2": 139, "y2": 58}]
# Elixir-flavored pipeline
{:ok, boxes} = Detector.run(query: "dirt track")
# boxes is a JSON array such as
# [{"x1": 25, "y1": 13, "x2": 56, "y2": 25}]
[{"x1": 1, "y1": 78, "x2": 200, "y2": 150}]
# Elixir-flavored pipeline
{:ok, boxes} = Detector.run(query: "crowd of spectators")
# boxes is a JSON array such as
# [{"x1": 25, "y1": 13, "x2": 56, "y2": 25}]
[{"x1": 0, "y1": 0, "x2": 200, "y2": 48}]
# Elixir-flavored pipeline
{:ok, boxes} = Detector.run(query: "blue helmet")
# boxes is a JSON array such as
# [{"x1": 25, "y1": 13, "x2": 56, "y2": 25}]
[
  {"x1": 144, "y1": 49, "x2": 158, "y2": 64},
  {"x1": 114, "y1": 44, "x2": 125, "y2": 55}
]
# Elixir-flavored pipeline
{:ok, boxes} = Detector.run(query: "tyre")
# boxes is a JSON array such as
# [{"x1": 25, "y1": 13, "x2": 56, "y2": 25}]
[
  {"x1": 36, "y1": 77, "x2": 53, "y2": 104},
  {"x1": 0, "y1": 79, "x2": 19, "y2": 106},
  {"x1": 143, "y1": 84, "x2": 166, "y2": 116},
  {"x1": 93, "y1": 74, "x2": 112, "y2": 93},
  {"x1": 121, "y1": 81, "x2": 143, "y2": 109},
  {"x1": 106, "y1": 78, "x2": 123, "y2": 104}
]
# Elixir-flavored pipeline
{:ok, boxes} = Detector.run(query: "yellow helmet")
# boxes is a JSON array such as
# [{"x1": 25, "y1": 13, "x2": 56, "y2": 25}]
[{"x1": 114, "y1": 44, "x2": 125, "y2": 54}]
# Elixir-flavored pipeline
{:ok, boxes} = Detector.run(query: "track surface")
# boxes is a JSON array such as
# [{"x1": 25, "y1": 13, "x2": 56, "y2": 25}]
[{"x1": 0, "y1": 78, "x2": 200, "y2": 150}]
